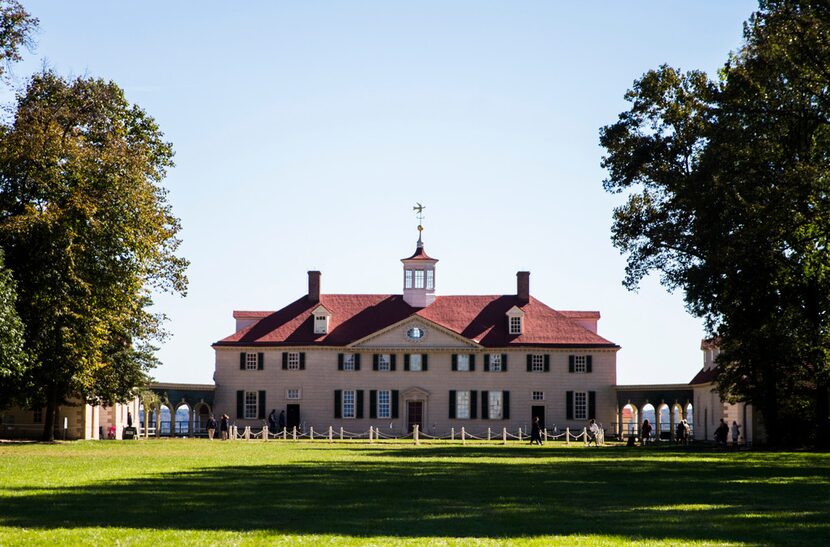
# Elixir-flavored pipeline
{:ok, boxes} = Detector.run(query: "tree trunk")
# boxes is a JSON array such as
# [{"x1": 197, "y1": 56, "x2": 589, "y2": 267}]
[{"x1": 42, "y1": 384, "x2": 57, "y2": 441}]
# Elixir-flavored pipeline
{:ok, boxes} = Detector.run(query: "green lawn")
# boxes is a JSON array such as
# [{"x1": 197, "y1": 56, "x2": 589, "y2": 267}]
[{"x1": 0, "y1": 440, "x2": 828, "y2": 546}]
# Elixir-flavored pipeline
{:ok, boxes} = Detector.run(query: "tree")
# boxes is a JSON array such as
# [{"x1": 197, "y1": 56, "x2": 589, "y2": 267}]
[
  {"x1": 600, "y1": 0, "x2": 830, "y2": 445},
  {"x1": 0, "y1": 71, "x2": 188, "y2": 440},
  {"x1": 0, "y1": 0, "x2": 37, "y2": 80},
  {"x1": 0, "y1": 249, "x2": 25, "y2": 410}
]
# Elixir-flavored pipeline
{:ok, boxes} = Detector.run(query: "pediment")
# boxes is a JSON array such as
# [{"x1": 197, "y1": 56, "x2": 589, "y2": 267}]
[
  {"x1": 350, "y1": 317, "x2": 480, "y2": 349},
  {"x1": 401, "y1": 386, "x2": 431, "y2": 399}
]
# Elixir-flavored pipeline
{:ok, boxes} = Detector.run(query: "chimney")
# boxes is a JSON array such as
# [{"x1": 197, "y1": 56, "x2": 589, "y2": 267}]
[
  {"x1": 517, "y1": 271, "x2": 530, "y2": 305},
  {"x1": 308, "y1": 271, "x2": 321, "y2": 303}
]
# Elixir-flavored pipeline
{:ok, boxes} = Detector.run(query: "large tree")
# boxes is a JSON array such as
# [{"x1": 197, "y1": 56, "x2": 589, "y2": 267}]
[
  {"x1": 0, "y1": 71, "x2": 188, "y2": 440},
  {"x1": 600, "y1": 0, "x2": 830, "y2": 445}
]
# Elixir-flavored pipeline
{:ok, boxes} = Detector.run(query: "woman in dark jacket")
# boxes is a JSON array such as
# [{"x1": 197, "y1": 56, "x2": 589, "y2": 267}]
[
  {"x1": 529, "y1": 417, "x2": 543, "y2": 446},
  {"x1": 220, "y1": 414, "x2": 229, "y2": 440}
]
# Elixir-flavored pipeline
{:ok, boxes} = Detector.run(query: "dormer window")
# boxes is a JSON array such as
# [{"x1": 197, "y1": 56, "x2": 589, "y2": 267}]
[
  {"x1": 414, "y1": 270, "x2": 425, "y2": 288},
  {"x1": 426, "y1": 270, "x2": 434, "y2": 289},
  {"x1": 509, "y1": 316, "x2": 522, "y2": 335},
  {"x1": 312, "y1": 305, "x2": 331, "y2": 334},
  {"x1": 405, "y1": 270, "x2": 413, "y2": 289},
  {"x1": 506, "y1": 306, "x2": 525, "y2": 335}
]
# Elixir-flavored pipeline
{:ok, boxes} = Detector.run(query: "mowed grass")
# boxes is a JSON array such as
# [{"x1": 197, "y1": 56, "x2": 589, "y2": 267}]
[{"x1": 1, "y1": 440, "x2": 829, "y2": 546}]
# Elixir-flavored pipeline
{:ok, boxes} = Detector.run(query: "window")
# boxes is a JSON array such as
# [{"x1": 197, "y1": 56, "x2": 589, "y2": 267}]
[
  {"x1": 405, "y1": 270, "x2": 413, "y2": 289},
  {"x1": 343, "y1": 353, "x2": 355, "y2": 371},
  {"x1": 406, "y1": 327, "x2": 425, "y2": 340},
  {"x1": 286, "y1": 389, "x2": 301, "y2": 400},
  {"x1": 377, "y1": 390, "x2": 391, "y2": 419},
  {"x1": 574, "y1": 355, "x2": 587, "y2": 373},
  {"x1": 244, "y1": 391, "x2": 258, "y2": 419},
  {"x1": 574, "y1": 391, "x2": 587, "y2": 420},
  {"x1": 457, "y1": 354, "x2": 470, "y2": 371},
  {"x1": 377, "y1": 354, "x2": 391, "y2": 371},
  {"x1": 488, "y1": 391, "x2": 503, "y2": 419},
  {"x1": 456, "y1": 390, "x2": 471, "y2": 419},
  {"x1": 426, "y1": 270, "x2": 434, "y2": 289},
  {"x1": 287, "y1": 352, "x2": 300, "y2": 370},
  {"x1": 414, "y1": 270, "x2": 425, "y2": 288},
  {"x1": 531, "y1": 354, "x2": 545, "y2": 372},
  {"x1": 314, "y1": 315, "x2": 328, "y2": 334},
  {"x1": 489, "y1": 354, "x2": 502, "y2": 372},
  {"x1": 409, "y1": 354, "x2": 422, "y2": 371},
  {"x1": 509, "y1": 316, "x2": 522, "y2": 335},
  {"x1": 33, "y1": 408, "x2": 42, "y2": 423},
  {"x1": 245, "y1": 352, "x2": 258, "y2": 371},
  {"x1": 532, "y1": 391, "x2": 544, "y2": 401},
  {"x1": 342, "y1": 390, "x2": 356, "y2": 418}
]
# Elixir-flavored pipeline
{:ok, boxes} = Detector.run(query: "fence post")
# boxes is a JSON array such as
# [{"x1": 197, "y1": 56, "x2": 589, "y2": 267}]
[
  {"x1": 244, "y1": 426, "x2": 250, "y2": 441},
  {"x1": 566, "y1": 427, "x2": 570, "y2": 446},
  {"x1": 328, "y1": 426, "x2": 333, "y2": 444},
  {"x1": 292, "y1": 426, "x2": 297, "y2": 441},
  {"x1": 369, "y1": 426, "x2": 374, "y2": 444},
  {"x1": 544, "y1": 428, "x2": 548, "y2": 443},
  {"x1": 461, "y1": 427, "x2": 466, "y2": 445},
  {"x1": 518, "y1": 428, "x2": 523, "y2": 442},
  {"x1": 283, "y1": 427, "x2": 287, "y2": 440},
  {"x1": 414, "y1": 424, "x2": 420, "y2": 445},
  {"x1": 502, "y1": 427, "x2": 507, "y2": 445},
  {"x1": 263, "y1": 426, "x2": 268, "y2": 441},
  {"x1": 583, "y1": 427, "x2": 588, "y2": 446},
  {"x1": 487, "y1": 427, "x2": 491, "y2": 441},
  {"x1": 340, "y1": 426, "x2": 344, "y2": 440},
  {"x1": 451, "y1": 427, "x2": 455, "y2": 441}
]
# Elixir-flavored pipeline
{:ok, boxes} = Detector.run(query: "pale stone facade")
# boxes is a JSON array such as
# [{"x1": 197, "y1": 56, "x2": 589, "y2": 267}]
[{"x1": 1, "y1": 398, "x2": 139, "y2": 440}]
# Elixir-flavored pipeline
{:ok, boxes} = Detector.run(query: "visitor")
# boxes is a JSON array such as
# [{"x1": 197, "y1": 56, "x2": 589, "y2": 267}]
[
  {"x1": 220, "y1": 414, "x2": 229, "y2": 440},
  {"x1": 715, "y1": 419, "x2": 729, "y2": 447},
  {"x1": 731, "y1": 420, "x2": 741, "y2": 447},
  {"x1": 267, "y1": 409, "x2": 278, "y2": 433},
  {"x1": 588, "y1": 419, "x2": 600, "y2": 446},
  {"x1": 206, "y1": 414, "x2": 217, "y2": 440},
  {"x1": 641, "y1": 419, "x2": 652, "y2": 446},
  {"x1": 278, "y1": 409, "x2": 286, "y2": 434},
  {"x1": 127, "y1": 411, "x2": 133, "y2": 428},
  {"x1": 676, "y1": 420, "x2": 687, "y2": 445},
  {"x1": 529, "y1": 416, "x2": 543, "y2": 446}
]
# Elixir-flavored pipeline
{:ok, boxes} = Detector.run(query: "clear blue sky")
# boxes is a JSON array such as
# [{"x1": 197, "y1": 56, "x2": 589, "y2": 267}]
[{"x1": 15, "y1": 1, "x2": 758, "y2": 384}]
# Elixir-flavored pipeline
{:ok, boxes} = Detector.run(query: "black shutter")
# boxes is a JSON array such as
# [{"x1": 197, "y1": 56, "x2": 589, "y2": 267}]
[
  {"x1": 404, "y1": 354, "x2": 410, "y2": 371},
  {"x1": 449, "y1": 390, "x2": 456, "y2": 419},
  {"x1": 470, "y1": 391, "x2": 478, "y2": 419},
  {"x1": 451, "y1": 354, "x2": 458, "y2": 371},
  {"x1": 503, "y1": 391, "x2": 510, "y2": 419},
  {"x1": 502, "y1": 354, "x2": 508, "y2": 372},
  {"x1": 282, "y1": 352, "x2": 288, "y2": 370},
  {"x1": 587, "y1": 355, "x2": 593, "y2": 373},
  {"x1": 390, "y1": 354, "x2": 397, "y2": 371},
  {"x1": 566, "y1": 391, "x2": 574, "y2": 420},
  {"x1": 240, "y1": 352, "x2": 246, "y2": 370},
  {"x1": 481, "y1": 390, "x2": 489, "y2": 419},
  {"x1": 373, "y1": 354, "x2": 379, "y2": 371},
  {"x1": 236, "y1": 390, "x2": 244, "y2": 419},
  {"x1": 484, "y1": 354, "x2": 490, "y2": 372},
  {"x1": 469, "y1": 354, "x2": 475, "y2": 371},
  {"x1": 527, "y1": 354, "x2": 532, "y2": 372},
  {"x1": 370, "y1": 390, "x2": 377, "y2": 419},
  {"x1": 258, "y1": 390, "x2": 266, "y2": 419},
  {"x1": 588, "y1": 391, "x2": 596, "y2": 419},
  {"x1": 338, "y1": 353, "x2": 344, "y2": 371},
  {"x1": 544, "y1": 354, "x2": 550, "y2": 372},
  {"x1": 569, "y1": 355, "x2": 575, "y2": 373},
  {"x1": 257, "y1": 352, "x2": 264, "y2": 370},
  {"x1": 356, "y1": 390, "x2": 364, "y2": 419},
  {"x1": 334, "y1": 390, "x2": 342, "y2": 418},
  {"x1": 355, "y1": 354, "x2": 361, "y2": 371},
  {"x1": 392, "y1": 390, "x2": 399, "y2": 418},
  {"x1": 422, "y1": 354, "x2": 428, "y2": 371},
  {"x1": 299, "y1": 353, "x2": 306, "y2": 370}
]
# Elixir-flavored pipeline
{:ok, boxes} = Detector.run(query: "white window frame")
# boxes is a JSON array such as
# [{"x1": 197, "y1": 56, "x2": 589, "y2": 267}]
[
  {"x1": 314, "y1": 315, "x2": 328, "y2": 334},
  {"x1": 414, "y1": 270, "x2": 425, "y2": 288},
  {"x1": 244, "y1": 391, "x2": 258, "y2": 419},
  {"x1": 456, "y1": 390, "x2": 471, "y2": 419},
  {"x1": 343, "y1": 353, "x2": 356, "y2": 371},
  {"x1": 532, "y1": 391, "x2": 544, "y2": 401},
  {"x1": 574, "y1": 391, "x2": 588, "y2": 420},
  {"x1": 377, "y1": 354, "x2": 391, "y2": 371},
  {"x1": 245, "y1": 352, "x2": 258, "y2": 371},
  {"x1": 574, "y1": 355, "x2": 587, "y2": 373},
  {"x1": 509, "y1": 316, "x2": 522, "y2": 335},
  {"x1": 287, "y1": 352, "x2": 300, "y2": 370},
  {"x1": 531, "y1": 354, "x2": 545, "y2": 372},
  {"x1": 409, "y1": 354, "x2": 422, "y2": 372},
  {"x1": 405, "y1": 270, "x2": 413, "y2": 289},
  {"x1": 377, "y1": 390, "x2": 391, "y2": 419},
  {"x1": 426, "y1": 270, "x2": 434, "y2": 289},
  {"x1": 286, "y1": 388, "x2": 301, "y2": 400},
  {"x1": 457, "y1": 354, "x2": 470, "y2": 372},
  {"x1": 342, "y1": 390, "x2": 356, "y2": 419},
  {"x1": 488, "y1": 391, "x2": 503, "y2": 419},
  {"x1": 489, "y1": 354, "x2": 502, "y2": 372}
]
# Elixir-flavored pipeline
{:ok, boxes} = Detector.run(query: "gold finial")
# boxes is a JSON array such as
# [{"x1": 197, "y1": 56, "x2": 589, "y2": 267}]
[{"x1": 413, "y1": 202, "x2": 426, "y2": 243}]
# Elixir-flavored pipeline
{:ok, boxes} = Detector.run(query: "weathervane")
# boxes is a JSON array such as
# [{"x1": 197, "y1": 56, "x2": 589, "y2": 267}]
[{"x1": 413, "y1": 202, "x2": 426, "y2": 242}]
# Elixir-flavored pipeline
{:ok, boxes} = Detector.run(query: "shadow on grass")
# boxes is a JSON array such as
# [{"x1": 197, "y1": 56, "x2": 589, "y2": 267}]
[{"x1": 1, "y1": 446, "x2": 828, "y2": 543}]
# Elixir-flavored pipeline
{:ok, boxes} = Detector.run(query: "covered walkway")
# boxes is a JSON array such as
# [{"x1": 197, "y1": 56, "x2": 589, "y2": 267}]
[{"x1": 614, "y1": 384, "x2": 694, "y2": 441}]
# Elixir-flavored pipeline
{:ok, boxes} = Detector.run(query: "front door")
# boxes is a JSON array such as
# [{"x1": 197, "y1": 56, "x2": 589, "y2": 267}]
[
  {"x1": 532, "y1": 405, "x2": 545, "y2": 430},
  {"x1": 407, "y1": 401, "x2": 423, "y2": 433},
  {"x1": 286, "y1": 404, "x2": 300, "y2": 431}
]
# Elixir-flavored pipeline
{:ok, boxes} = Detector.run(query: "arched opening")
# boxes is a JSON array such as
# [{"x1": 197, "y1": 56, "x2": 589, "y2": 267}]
[
  {"x1": 685, "y1": 402, "x2": 694, "y2": 437},
  {"x1": 656, "y1": 403, "x2": 670, "y2": 439},
  {"x1": 174, "y1": 403, "x2": 191, "y2": 435},
  {"x1": 194, "y1": 403, "x2": 211, "y2": 435},
  {"x1": 622, "y1": 403, "x2": 639, "y2": 437},
  {"x1": 641, "y1": 403, "x2": 656, "y2": 440},
  {"x1": 159, "y1": 404, "x2": 171, "y2": 436}
]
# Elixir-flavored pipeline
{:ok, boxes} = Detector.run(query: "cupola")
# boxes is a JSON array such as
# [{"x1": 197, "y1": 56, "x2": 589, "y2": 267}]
[{"x1": 402, "y1": 203, "x2": 437, "y2": 308}]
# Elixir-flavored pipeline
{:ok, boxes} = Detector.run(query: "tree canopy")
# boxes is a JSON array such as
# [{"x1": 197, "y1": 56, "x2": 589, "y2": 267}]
[{"x1": 600, "y1": 0, "x2": 830, "y2": 445}]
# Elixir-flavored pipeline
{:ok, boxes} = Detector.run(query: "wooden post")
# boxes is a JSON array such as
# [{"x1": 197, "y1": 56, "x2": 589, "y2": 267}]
[
  {"x1": 518, "y1": 428, "x2": 523, "y2": 442},
  {"x1": 292, "y1": 426, "x2": 297, "y2": 441},
  {"x1": 566, "y1": 427, "x2": 570, "y2": 446},
  {"x1": 414, "y1": 424, "x2": 420, "y2": 445},
  {"x1": 328, "y1": 426, "x2": 333, "y2": 444},
  {"x1": 583, "y1": 427, "x2": 588, "y2": 446},
  {"x1": 283, "y1": 427, "x2": 287, "y2": 440},
  {"x1": 544, "y1": 428, "x2": 548, "y2": 442},
  {"x1": 487, "y1": 427, "x2": 491, "y2": 441},
  {"x1": 369, "y1": 426, "x2": 374, "y2": 444},
  {"x1": 340, "y1": 426, "x2": 344, "y2": 440},
  {"x1": 310, "y1": 426, "x2": 314, "y2": 440},
  {"x1": 461, "y1": 427, "x2": 466, "y2": 445},
  {"x1": 451, "y1": 427, "x2": 455, "y2": 441},
  {"x1": 502, "y1": 427, "x2": 507, "y2": 445},
  {"x1": 263, "y1": 426, "x2": 268, "y2": 441},
  {"x1": 244, "y1": 426, "x2": 250, "y2": 440}
]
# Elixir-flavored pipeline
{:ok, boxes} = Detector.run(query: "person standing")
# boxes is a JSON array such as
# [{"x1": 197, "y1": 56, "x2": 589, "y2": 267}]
[
  {"x1": 127, "y1": 411, "x2": 133, "y2": 428},
  {"x1": 267, "y1": 409, "x2": 278, "y2": 433},
  {"x1": 278, "y1": 409, "x2": 286, "y2": 434},
  {"x1": 529, "y1": 416, "x2": 543, "y2": 446},
  {"x1": 220, "y1": 414, "x2": 229, "y2": 441},
  {"x1": 641, "y1": 419, "x2": 652, "y2": 446},
  {"x1": 588, "y1": 419, "x2": 600, "y2": 446},
  {"x1": 715, "y1": 419, "x2": 729, "y2": 447},
  {"x1": 731, "y1": 420, "x2": 741, "y2": 447},
  {"x1": 206, "y1": 414, "x2": 217, "y2": 440}
]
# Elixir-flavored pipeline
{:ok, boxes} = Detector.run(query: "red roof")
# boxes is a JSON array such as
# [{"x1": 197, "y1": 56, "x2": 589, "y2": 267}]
[
  {"x1": 689, "y1": 366, "x2": 719, "y2": 385},
  {"x1": 214, "y1": 294, "x2": 618, "y2": 348},
  {"x1": 402, "y1": 243, "x2": 437, "y2": 261}
]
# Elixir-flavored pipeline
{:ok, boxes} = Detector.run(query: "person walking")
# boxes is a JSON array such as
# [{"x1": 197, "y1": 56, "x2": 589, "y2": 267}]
[
  {"x1": 731, "y1": 420, "x2": 741, "y2": 448},
  {"x1": 529, "y1": 416, "x2": 543, "y2": 446},
  {"x1": 220, "y1": 414, "x2": 229, "y2": 441},
  {"x1": 267, "y1": 409, "x2": 278, "y2": 433},
  {"x1": 588, "y1": 419, "x2": 600, "y2": 446},
  {"x1": 278, "y1": 410, "x2": 286, "y2": 434},
  {"x1": 641, "y1": 419, "x2": 652, "y2": 446},
  {"x1": 206, "y1": 414, "x2": 217, "y2": 440},
  {"x1": 715, "y1": 419, "x2": 729, "y2": 447}
]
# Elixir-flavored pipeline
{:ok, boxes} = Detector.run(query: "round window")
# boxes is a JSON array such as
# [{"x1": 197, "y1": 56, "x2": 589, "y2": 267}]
[{"x1": 406, "y1": 327, "x2": 425, "y2": 340}]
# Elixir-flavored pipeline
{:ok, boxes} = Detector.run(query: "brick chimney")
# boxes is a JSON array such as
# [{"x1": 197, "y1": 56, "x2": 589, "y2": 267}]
[
  {"x1": 517, "y1": 271, "x2": 530, "y2": 305},
  {"x1": 308, "y1": 271, "x2": 321, "y2": 303}
]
